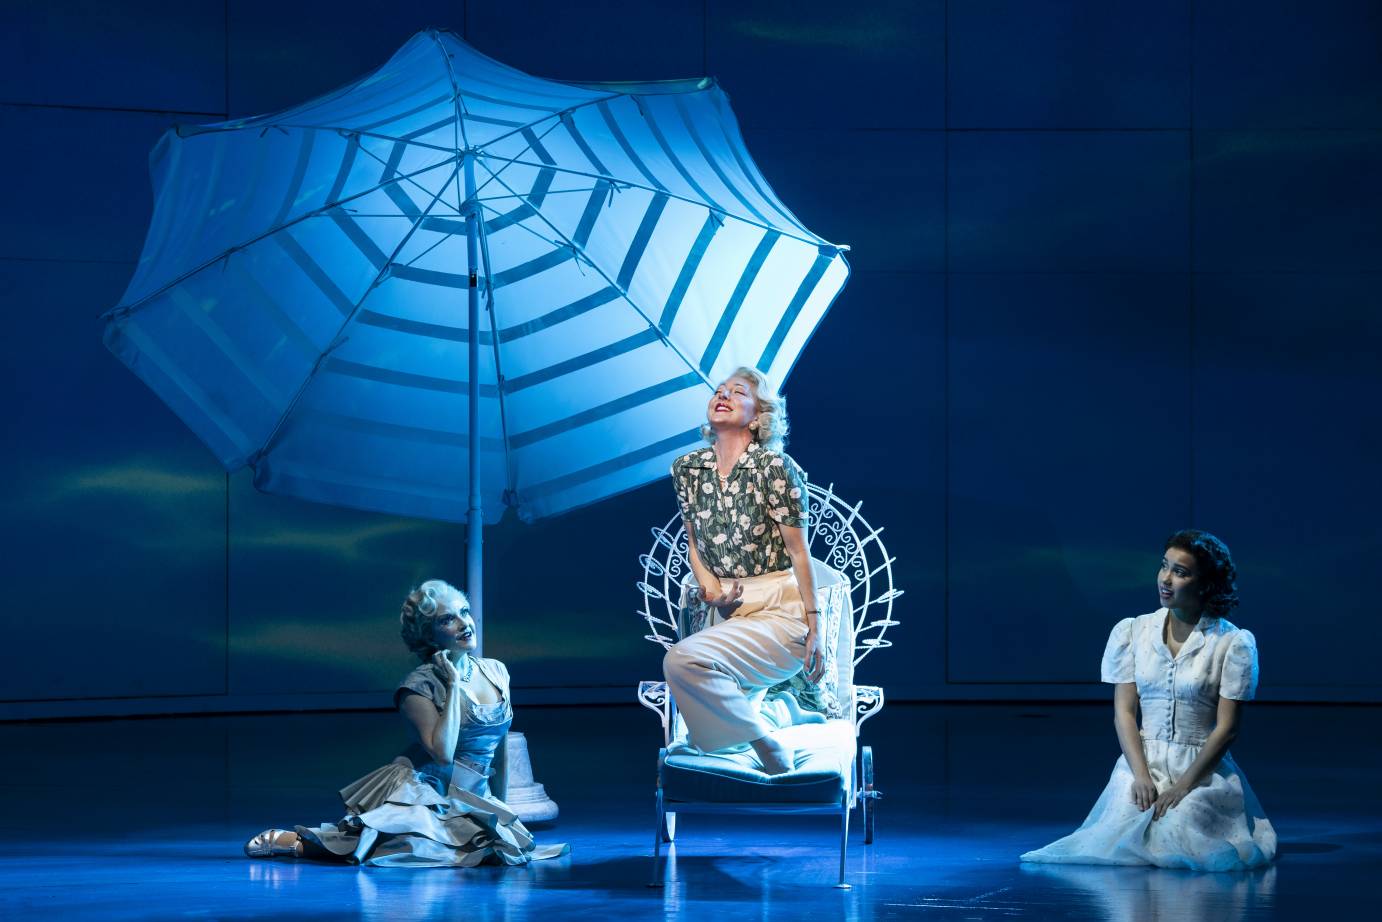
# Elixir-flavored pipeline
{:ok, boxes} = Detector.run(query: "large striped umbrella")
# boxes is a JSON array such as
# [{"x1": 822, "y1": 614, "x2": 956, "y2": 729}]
[{"x1": 103, "y1": 29, "x2": 849, "y2": 622}]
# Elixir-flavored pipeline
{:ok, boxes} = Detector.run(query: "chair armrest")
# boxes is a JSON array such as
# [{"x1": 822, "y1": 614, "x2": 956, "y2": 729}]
[
  {"x1": 639, "y1": 680, "x2": 672, "y2": 746},
  {"x1": 852, "y1": 684, "x2": 885, "y2": 736}
]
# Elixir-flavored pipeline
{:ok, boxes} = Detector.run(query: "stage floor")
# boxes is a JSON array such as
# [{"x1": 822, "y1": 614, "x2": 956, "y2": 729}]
[{"x1": 1, "y1": 702, "x2": 1376, "y2": 920}]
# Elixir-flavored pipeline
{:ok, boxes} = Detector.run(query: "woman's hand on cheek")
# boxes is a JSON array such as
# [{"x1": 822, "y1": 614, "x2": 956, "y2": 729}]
[{"x1": 432, "y1": 650, "x2": 460, "y2": 685}]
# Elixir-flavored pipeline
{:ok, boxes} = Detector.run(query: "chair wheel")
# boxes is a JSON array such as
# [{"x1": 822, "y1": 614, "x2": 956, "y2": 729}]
[{"x1": 862, "y1": 746, "x2": 875, "y2": 844}]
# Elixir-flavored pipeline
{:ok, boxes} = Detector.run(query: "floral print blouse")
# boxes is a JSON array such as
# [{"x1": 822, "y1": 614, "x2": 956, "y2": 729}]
[{"x1": 671, "y1": 442, "x2": 809, "y2": 579}]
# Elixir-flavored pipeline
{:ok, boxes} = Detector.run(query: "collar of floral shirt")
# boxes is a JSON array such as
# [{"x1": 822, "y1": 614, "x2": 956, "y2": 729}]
[{"x1": 690, "y1": 441, "x2": 769, "y2": 469}]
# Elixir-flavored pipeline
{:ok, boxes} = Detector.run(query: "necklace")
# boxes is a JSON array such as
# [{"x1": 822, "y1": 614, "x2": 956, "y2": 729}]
[{"x1": 454, "y1": 654, "x2": 475, "y2": 683}]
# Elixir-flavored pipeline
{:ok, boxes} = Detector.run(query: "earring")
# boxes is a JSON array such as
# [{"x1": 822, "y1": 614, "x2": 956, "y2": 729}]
[{"x1": 749, "y1": 419, "x2": 759, "y2": 430}]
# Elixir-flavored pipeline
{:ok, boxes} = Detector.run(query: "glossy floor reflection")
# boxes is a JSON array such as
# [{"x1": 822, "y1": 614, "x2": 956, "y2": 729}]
[{"x1": 0, "y1": 703, "x2": 1376, "y2": 919}]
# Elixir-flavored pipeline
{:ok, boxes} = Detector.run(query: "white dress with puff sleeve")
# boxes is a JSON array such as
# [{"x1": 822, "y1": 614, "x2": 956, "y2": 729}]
[{"x1": 1021, "y1": 610, "x2": 1277, "y2": 870}]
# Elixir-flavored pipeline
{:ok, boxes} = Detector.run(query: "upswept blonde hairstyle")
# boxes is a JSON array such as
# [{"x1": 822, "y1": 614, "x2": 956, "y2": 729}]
[
  {"x1": 399, "y1": 579, "x2": 469, "y2": 661},
  {"x1": 700, "y1": 365, "x2": 789, "y2": 452}
]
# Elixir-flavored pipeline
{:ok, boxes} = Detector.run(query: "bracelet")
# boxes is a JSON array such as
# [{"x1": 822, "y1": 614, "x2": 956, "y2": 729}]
[{"x1": 805, "y1": 609, "x2": 820, "y2": 614}]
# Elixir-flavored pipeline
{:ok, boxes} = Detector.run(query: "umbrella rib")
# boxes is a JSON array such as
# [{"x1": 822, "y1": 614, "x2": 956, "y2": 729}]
[
  {"x1": 471, "y1": 203, "x2": 520, "y2": 504},
  {"x1": 427, "y1": 30, "x2": 470, "y2": 153},
  {"x1": 197, "y1": 121, "x2": 460, "y2": 155},
  {"x1": 249, "y1": 163, "x2": 464, "y2": 467},
  {"x1": 479, "y1": 154, "x2": 834, "y2": 251},
  {"x1": 470, "y1": 90, "x2": 626, "y2": 153},
  {"x1": 474, "y1": 200, "x2": 572, "y2": 255},
  {"x1": 431, "y1": 37, "x2": 501, "y2": 501},
  {"x1": 462, "y1": 111, "x2": 573, "y2": 207},
  {"x1": 397, "y1": 230, "x2": 452, "y2": 268},
  {"x1": 468, "y1": 92, "x2": 836, "y2": 248},
  {"x1": 342, "y1": 136, "x2": 469, "y2": 208},
  {"x1": 104, "y1": 153, "x2": 463, "y2": 321},
  {"x1": 477, "y1": 164, "x2": 714, "y2": 391},
  {"x1": 432, "y1": 110, "x2": 568, "y2": 503},
  {"x1": 267, "y1": 100, "x2": 563, "y2": 231},
  {"x1": 461, "y1": 109, "x2": 834, "y2": 262}
]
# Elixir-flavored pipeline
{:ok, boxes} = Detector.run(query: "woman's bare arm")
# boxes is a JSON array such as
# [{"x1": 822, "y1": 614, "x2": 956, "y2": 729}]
[
  {"x1": 1114, "y1": 682, "x2": 1157, "y2": 811},
  {"x1": 399, "y1": 652, "x2": 464, "y2": 763},
  {"x1": 780, "y1": 523, "x2": 823, "y2": 681}
]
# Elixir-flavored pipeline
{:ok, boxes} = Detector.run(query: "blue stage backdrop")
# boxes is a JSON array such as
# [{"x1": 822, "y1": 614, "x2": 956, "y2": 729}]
[{"x1": 2, "y1": 0, "x2": 1380, "y2": 718}]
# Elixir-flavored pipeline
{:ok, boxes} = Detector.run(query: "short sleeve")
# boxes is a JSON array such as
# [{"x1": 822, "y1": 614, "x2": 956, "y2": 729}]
[
  {"x1": 1219, "y1": 629, "x2": 1259, "y2": 701},
  {"x1": 394, "y1": 666, "x2": 445, "y2": 711},
  {"x1": 765, "y1": 452, "x2": 809, "y2": 527},
  {"x1": 1100, "y1": 617, "x2": 1137, "y2": 684},
  {"x1": 670, "y1": 457, "x2": 694, "y2": 531}
]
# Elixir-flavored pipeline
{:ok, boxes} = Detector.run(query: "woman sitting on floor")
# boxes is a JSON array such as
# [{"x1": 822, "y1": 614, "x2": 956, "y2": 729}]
[
  {"x1": 244, "y1": 579, "x2": 567, "y2": 867},
  {"x1": 1021, "y1": 530, "x2": 1276, "y2": 870},
  {"x1": 661, "y1": 366, "x2": 825, "y2": 775}
]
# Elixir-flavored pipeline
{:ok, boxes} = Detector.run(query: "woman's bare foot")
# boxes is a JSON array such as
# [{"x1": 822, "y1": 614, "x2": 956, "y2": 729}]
[{"x1": 750, "y1": 735, "x2": 794, "y2": 775}]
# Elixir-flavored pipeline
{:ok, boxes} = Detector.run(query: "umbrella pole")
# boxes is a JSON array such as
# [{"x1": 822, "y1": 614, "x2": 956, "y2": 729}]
[
  {"x1": 460, "y1": 155, "x2": 557, "y2": 822},
  {"x1": 464, "y1": 153, "x2": 483, "y2": 653}
]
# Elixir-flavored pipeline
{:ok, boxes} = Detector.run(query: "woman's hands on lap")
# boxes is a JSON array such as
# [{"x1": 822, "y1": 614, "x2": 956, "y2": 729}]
[
  {"x1": 1152, "y1": 782, "x2": 1190, "y2": 820},
  {"x1": 1128, "y1": 774, "x2": 1193, "y2": 817},
  {"x1": 699, "y1": 578, "x2": 743, "y2": 611},
  {"x1": 1130, "y1": 775, "x2": 1158, "y2": 812}
]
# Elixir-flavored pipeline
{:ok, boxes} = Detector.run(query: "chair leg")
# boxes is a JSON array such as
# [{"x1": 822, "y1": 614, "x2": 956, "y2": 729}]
[
  {"x1": 649, "y1": 788, "x2": 665, "y2": 888},
  {"x1": 862, "y1": 745, "x2": 876, "y2": 845},
  {"x1": 835, "y1": 792, "x2": 852, "y2": 890}
]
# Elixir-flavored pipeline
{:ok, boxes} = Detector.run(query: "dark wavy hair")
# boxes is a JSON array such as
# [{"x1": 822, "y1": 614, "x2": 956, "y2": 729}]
[{"x1": 1164, "y1": 529, "x2": 1239, "y2": 617}]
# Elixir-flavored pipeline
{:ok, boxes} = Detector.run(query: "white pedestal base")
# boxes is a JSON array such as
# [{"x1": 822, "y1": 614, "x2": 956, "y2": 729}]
[{"x1": 504, "y1": 731, "x2": 559, "y2": 823}]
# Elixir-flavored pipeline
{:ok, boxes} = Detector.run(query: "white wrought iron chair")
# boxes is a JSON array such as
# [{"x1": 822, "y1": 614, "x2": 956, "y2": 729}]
[{"x1": 636, "y1": 482, "x2": 901, "y2": 888}]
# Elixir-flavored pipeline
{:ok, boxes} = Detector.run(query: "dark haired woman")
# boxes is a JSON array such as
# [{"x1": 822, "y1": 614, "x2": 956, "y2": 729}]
[
  {"x1": 243, "y1": 580, "x2": 567, "y2": 866},
  {"x1": 1021, "y1": 530, "x2": 1276, "y2": 870}
]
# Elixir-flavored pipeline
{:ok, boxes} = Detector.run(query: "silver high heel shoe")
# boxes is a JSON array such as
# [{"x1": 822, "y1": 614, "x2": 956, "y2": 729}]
[{"x1": 244, "y1": 828, "x2": 300, "y2": 858}]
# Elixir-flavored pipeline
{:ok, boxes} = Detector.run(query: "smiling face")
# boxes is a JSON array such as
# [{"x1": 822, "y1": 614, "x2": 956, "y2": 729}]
[
  {"x1": 706, "y1": 375, "x2": 758, "y2": 435},
  {"x1": 1157, "y1": 547, "x2": 1203, "y2": 617},
  {"x1": 431, "y1": 599, "x2": 477, "y2": 655}
]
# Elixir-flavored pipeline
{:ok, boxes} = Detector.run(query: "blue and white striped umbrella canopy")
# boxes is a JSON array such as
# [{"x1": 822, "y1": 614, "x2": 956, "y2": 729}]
[{"x1": 104, "y1": 29, "x2": 849, "y2": 524}]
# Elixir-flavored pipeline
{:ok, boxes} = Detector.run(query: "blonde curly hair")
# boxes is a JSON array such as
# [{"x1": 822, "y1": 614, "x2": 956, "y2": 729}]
[
  {"x1": 700, "y1": 366, "x2": 789, "y2": 452},
  {"x1": 399, "y1": 579, "x2": 469, "y2": 661}
]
